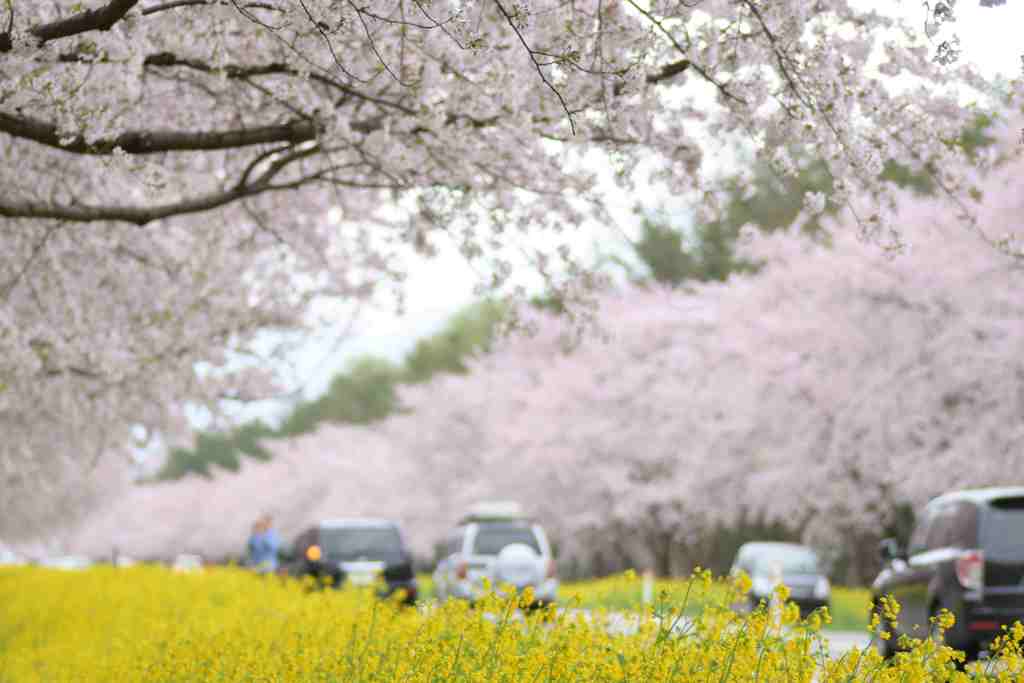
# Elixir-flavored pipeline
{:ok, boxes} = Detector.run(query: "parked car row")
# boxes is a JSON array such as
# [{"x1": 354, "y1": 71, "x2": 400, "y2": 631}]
[
  {"x1": 10, "y1": 484, "x2": 1020, "y2": 666},
  {"x1": 726, "y1": 486, "x2": 1024, "y2": 664},
  {"x1": 284, "y1": 501, "x2": 559, "y2": 608}
]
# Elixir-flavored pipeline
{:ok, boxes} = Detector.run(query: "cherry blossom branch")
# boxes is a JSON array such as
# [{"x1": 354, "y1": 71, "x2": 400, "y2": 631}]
[
  {"x1": 0, "y1": 186, "x2": 284, "y2": 225},
  {"x1": 0, "y1": 110, "x2": 317, "y2": 154},
  {"x1": 0, "y1": 2, "x2": 12, "y2": 52},
  {"x1": 0, "y1": 225, "x2": 59, "y2": 302},
  {"x1": 409, "y1": 0, "x2": 469, "y2": 50},
  {"x1": 492, "y1": 0, "x2": 578, "y2": 135},
  {"x1": 141, "y1": 1, "x2": 285, "y2": 15},
  {"x1": 0, "y1": 0, "x2": 138, "y2": 53},
  {"x1": 345, "y1": 0, "x2": 417, "y2": 87},
  {"x1": 136, "y1": 52, "x2": 417, "y2": 114},
  {"x1": 623, "y1": 0, "x2": 746, "y2": 106},
  {"x1": 294, "y1": 0, "x2": 367, "y2": 83},
  {"x1": 40, "y1": 51, "x2": 414, "y2": 114},
  {"x1": 645, "y1": 59, "x2": 693, "y2": 86},
  {"x1": 0, "y1": 152, "x2": 321, "y2": 224},
  {"x1": 234, "y1": 143, "x2": 298, "y2": 191},
  {"x1": 349, "y1": 5, "x2": 440, "y2": 31},
  {"x1": 0, "y1": 147, "x2": 403, "y2": 224},
  {"x1": 740, "y1": 0, "x2": 812, "y2": 112}
]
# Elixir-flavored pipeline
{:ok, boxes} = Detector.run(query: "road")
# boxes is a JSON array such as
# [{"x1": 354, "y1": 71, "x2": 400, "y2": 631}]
[
  {"x1": 475, "y1": 607, "x2": 875, "y2": 660},
  {"x1": 824, "y1": 629, "x2": 874, "y2": 658},
  {"x1": 588, "y1": 610, "x2": 873, "y2": 659}
]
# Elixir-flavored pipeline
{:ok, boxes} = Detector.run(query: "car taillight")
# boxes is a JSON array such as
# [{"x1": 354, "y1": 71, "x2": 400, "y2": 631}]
[
  {"x1": 956, "y1": 550, "x2": 984, "y2": 591},
  {"x1": 546, "y1": 559, "x2": 557, "y2": 579},
  {"x1": 455, "y1": 561, "x2": 468, "y2": 580},
  {"x1": 306, "y1": 544, "x2": 322, "y2": 562}
]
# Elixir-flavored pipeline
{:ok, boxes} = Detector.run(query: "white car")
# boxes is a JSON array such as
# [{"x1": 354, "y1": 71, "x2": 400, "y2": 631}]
[
  {"x1": 172, "y1": 554, "x2": 204, "y2": 573},
  {"x1": 433, "y1": 502, "x2": 558, "y2": 607},
  {"x1": 38, "y1": 555, "x2": 93, "y2": 570},
  {"x1": 0, "y1": 549, "x2": 26, "y2": 567},
  {"x1": 729, "y1": 541, "x2": 831, "y2": 618}
]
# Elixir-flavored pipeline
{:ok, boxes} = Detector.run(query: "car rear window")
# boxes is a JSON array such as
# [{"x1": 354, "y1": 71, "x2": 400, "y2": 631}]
[
  {"x1": 751, "y1": 548, "x2": 819, "y2": 575},
  {"x1": 320, "y1": 527, "x2": 404, "y2": 562},
  {"x1": 471, "y1": 523, "x2": 541, "y2": 556},
  {"x1": 982, "y1": 498, "x2": 1024, "y2": 558}
]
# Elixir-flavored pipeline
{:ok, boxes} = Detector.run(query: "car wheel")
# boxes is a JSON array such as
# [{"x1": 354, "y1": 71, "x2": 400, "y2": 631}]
[
  {"x1": 871, "y1": 605, "x2": 895, "y2": 660},
  {"x1": 929, "y1": 602, "x2": 977, "y2": 668},
  {"x1": 876, "y1": 632, "x2": 895, "y2": 659}
]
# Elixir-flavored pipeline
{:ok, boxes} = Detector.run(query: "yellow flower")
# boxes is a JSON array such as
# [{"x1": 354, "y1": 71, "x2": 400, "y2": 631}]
[
  {"x1": 734, "y1": 571, "x2": 753, "y2": 596},
  {"x1": 879, "y1": 594, "x2": 901, "y2": 623},
  {"x1": 931, "y1": 608, "x2": 955, "y2": 631},
  {"x1": 4, "y1": 565, "x2": 1019, "y2": 683}
]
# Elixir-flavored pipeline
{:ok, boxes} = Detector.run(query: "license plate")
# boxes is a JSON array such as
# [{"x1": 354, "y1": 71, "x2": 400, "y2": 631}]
[
  {"x1": 347, "y1": 570, "x2": 377, "y2": 586},
  {"x1": 339, "y1": 560, "x2": 385, "y2": 586}
]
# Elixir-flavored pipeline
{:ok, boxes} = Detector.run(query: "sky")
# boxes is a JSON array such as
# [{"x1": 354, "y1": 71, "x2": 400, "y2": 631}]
[{"x1": 204, "y1": 0, "x2": 1024, "y2": 431}]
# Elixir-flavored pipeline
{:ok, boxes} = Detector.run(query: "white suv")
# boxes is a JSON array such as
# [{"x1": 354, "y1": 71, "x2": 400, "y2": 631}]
[{"x1": 433, "y1": 503, "x2": 557, "y2": 607}]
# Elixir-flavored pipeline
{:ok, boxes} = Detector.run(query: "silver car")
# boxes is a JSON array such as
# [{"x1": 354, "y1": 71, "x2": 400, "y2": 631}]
[
  {"x1": 730, "y1": 541, "x2": 831, "y2": 617},
  {"x1": 433, "y1": 503, "x2": 557, "y2": 607}
]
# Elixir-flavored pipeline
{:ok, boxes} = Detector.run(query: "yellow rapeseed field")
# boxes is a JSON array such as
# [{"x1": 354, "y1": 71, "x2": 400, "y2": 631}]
[{"x1": 2, "y1": 565, "x2": 1023, "y2": 682}]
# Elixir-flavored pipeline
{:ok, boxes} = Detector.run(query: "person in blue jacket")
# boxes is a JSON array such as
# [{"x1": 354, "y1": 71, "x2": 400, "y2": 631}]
[{"x1": 247, "y1": 514, "x2": 280, "y2": 573}]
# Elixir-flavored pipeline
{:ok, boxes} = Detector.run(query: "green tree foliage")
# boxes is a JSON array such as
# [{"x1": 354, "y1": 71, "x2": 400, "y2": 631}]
[
  {"x1": 630, "y1": 113, "x2": 997, "y2": 286},
  {"x1": 155, "y1": 300, "x2": 507, "y2": 480},
  {"x1": 402, "y1": 300, "x2": 505, "y2": 383},
  {"x1": 628, "y1": 156, "x2": 834, "y2": 287},
  {"x1": 157, "y1": 420, "x2": 274, "y2": 480},
  {"x1": 276, "y1": 357, "x2": 404, "y2": 437},
  {"x1": 879, "y1": 112, "x2": 996, "y2": 195}
]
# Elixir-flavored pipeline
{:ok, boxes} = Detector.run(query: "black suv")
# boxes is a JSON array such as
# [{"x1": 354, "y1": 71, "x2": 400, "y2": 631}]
[
  {"x1": 287, "y1": 518, "x2": 418, "y2": 604},
  {"x1": 872, "y1": 487, "x2": 1024, "y2": 660}
]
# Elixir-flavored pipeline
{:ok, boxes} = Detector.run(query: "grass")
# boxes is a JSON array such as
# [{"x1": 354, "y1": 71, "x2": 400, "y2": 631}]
[{"x1": 829, "y1": 586, "x2": 872, "y2": 632}]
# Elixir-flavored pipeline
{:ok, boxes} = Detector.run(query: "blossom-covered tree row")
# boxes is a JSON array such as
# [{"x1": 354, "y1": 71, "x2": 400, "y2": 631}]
[
  {"x1": 61, "y1": 118, "x2": 1024, "y2": 576},
  {"x1": 1, "y1": 0, "x2": 1016, "y2": 526}
]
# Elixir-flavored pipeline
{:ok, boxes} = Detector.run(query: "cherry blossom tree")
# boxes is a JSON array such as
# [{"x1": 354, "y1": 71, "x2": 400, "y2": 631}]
[
  {"x1": 61, "y1": 115, "x2": 1024, "y2": 577},
  {"x1": 59, "y1": 424, "x2": 425, "y2": 561},
  {"x1": 2, "y1": 0, "x2": 1012, "y2": 455}
]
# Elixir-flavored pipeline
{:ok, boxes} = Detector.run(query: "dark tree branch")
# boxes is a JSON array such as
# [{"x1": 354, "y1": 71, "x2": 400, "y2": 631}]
[
  {"x1": 44, "y1": 365, "x2": 103, "y2": 380},
  {"x1": 0, "y1": 2, "x2": 13, "y2": 51},
  {"x1": 0, "y1": 186, "x2": 272, "y2": 225},
  {"x1": 741, "y1": 0, "x2": 811, "y2": 111},
  {"x1": 624, "y1": 0, "x2": 746, "y2": 105},
  {"x1": 0, "y1": 150, "x2": 322, "y2": 224},
  {"x1": 605, "y1": 58, "x2": 692, "y2": 98},
  {"x1": 141, "y1": 1, "x2": 284, "y2": 15},
  {"x1": 647, "y1": 59, "x2": 691, "y2": 85},
  {"x1": 86, "y1": 51, "x2": 413, "y2": 114},
  {"x1": 0, "y1": 145, "x2": 402, "y2": 225},
  {"x1": 1, "y1": 225, "x2": 59, "y2": 301},
  {"x1": 0, "y1": 110, "x2": 316, "y2": 154},
  {"x1": 234, "y1": 143, "x2": 294, "y2": 190},
  {"x1": 0, "y1": 0, "x2": 139, "y2": 53},
  {"x1": 492, "y1": 0, "x2": 577, "y2": 135},
  {"x1": 346, "y1": 0, "x2": 416, "y2": 86},
  {"x1": 295, "y1": 0, "x2": 365, "y2": 83}
]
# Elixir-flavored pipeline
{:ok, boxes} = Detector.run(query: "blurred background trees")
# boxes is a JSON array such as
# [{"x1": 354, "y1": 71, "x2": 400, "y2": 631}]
[
  {"x1": 67, "y1": 111, "x2": 1019, "y2": 587},
  {"x1": 624, "y1": 112, "x2": 997, "y2": 288},
  {"x1": 155, "y1": 301, "x2": 505, "y2": 481}
]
